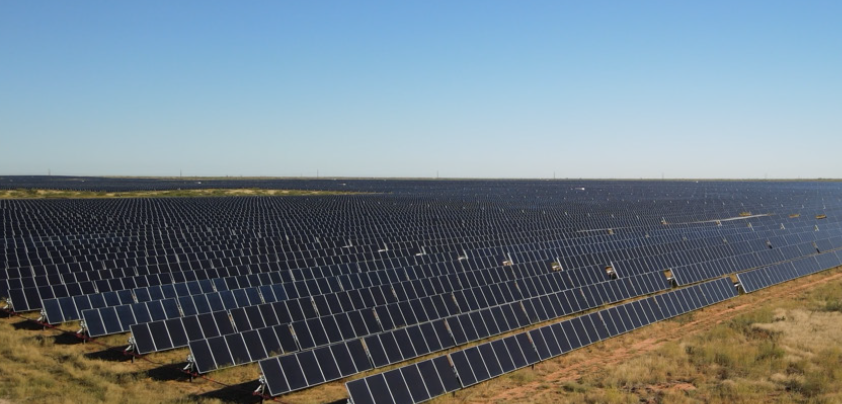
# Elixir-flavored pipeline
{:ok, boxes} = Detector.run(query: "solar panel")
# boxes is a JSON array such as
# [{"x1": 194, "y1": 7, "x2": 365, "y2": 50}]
[
  {"x1": 344, "y1": 276, "x2": 743, "y2": 403},
  {"x1": 4, "y1": 178, "x2": 842, "y2": 402}
]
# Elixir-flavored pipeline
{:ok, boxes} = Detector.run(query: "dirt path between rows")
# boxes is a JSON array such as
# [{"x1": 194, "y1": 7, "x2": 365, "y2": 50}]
[{"x1": 476, "y1": 271, "x2": 842, "y2": 403}]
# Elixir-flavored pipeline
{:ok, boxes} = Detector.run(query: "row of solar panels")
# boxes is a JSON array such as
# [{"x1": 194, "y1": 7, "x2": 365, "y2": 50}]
[
  {"x1": 1, "y1": 226, "x2": 630, "y2": 294},
  {"x1": 737, "y1": 251, "x2": 842, "y2": 293},
  {"x1": 342, "y1": 277, "x2": 738, "y2": 404},
  {"x1": 0, "y1": 208, "x2": 824, "y2": 294},
  {"x1": 185, "y1": 271, "x2": 669, "y2": 379},
  {"x1": 2, "y1": 243, "x2": 428, "y2": 292},
  {"x1": 14, "y1": 189, "x2": 738, "y2": 213},
  {"x1": 4, "y1": 228, "x2": 527, "y2": 273},
  {"x1": 10, "y1": 220, "x2": 661, "y2": 313},
  {"x1": 256, "y1": 247, "x2": 842, "y2": 399},
  {"x1": 44, "y1": 243, "x2": 624, "y2": 325},
  {"x1": 2, "y1": 201, "x2": 687, "y2": 252},
  {"x1": 671, "y1": 237, "x2": 842, "y2": 285},
  {"x1": 6, "y1": 200, "x2": 824, "y2": 253},
  {"x1": 52, "y1": 226, "x2": 842, "y2": 329},
  {"x1": 340, "y1": 245, "x2": 842, "y2": 404},
  {"x1": 126, "y1": 269, "x2": 668, "y2": 363},
  {"x1": 6, "y1": 198, "x2": 828, "y2": 280},
  {"x1": 4, "y1": 212, "x2": 788, "y2": 284},
  {"x1": 6, "y1": 245, "x2": 480, "y2": 311},
  {"x1": 4, "y1": 231, "x2": 383, "y2": 256},
  {"x1": 24, "y1": 232, "x2": 832, "y2": 378},
  {"x1": 4, "y1": 197, "x2": 808, "y2": 234},
  {"x1": 17, "y1": 220, "x2": 839, "y2": 316},
  {"x1": 3, "y1": 239, "x2": 384, "y2": 270},
  {"x1": 2, "y1": 185, "x2": 837, "y2": 251},
  {"x1": 0, "y1": 222, "x2": 832, "y2": 268},
  {"x1": 95, "y1": 245, "x2": 834, "y2": 369}
]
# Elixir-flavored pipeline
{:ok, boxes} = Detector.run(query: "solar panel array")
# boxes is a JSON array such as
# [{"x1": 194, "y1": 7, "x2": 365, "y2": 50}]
[
  {"x1": 249, "y1": 270, "x2": 667, "y2": 391},
  {"x1": 345, "y1": 277, "x2": 738, "y2": 404},
  {"x1": 737, "y1": 251, "x2": 842, "y2": 293},
  {"x1": 3, "y1": 177, "x2": 842, "y2": 401}
]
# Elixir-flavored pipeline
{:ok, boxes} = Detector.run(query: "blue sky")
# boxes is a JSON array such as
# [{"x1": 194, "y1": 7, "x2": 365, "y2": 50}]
[{"x1": 2, "y1": 1, "x2": 840, "y2": 179}]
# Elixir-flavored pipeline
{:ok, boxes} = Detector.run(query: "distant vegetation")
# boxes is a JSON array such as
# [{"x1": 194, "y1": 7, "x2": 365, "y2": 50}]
[{"x1": 0, "y1": 188, "x2": 357, "y2": 199}]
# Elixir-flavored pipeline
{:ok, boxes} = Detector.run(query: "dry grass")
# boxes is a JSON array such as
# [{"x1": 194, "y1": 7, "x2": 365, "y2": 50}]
[
  {"x1": 0, "y1": 314, "x2": 252, "y2": 404},
  {"x1": 0, "y1": 188, "x2": 356, "y2": 199}
]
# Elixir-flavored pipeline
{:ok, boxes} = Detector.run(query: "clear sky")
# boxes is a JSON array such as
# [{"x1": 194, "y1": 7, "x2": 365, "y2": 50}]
[{"x1": 2, "y1": 1, "x2": 840, "y2": 179}]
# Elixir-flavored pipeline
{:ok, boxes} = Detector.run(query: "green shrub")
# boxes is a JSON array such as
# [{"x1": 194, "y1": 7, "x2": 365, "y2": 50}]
[{"x1": 822, "y1": 300, "x2": 842, "y2": 313}]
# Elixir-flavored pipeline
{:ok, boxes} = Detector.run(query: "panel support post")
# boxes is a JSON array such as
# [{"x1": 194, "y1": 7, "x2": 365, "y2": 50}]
[
  {"x1": 184, "y1": 355, "x2": 196, "y2": 382},
  {"x1": 254, "y1": 374, "x2": 266, "y2": 403},
  {"x1": 77, "y1": 320, "x2": 88, "y2": 344},
  {"x1": 125, "y1": 336, "x2": 136, "y2": 363}
]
